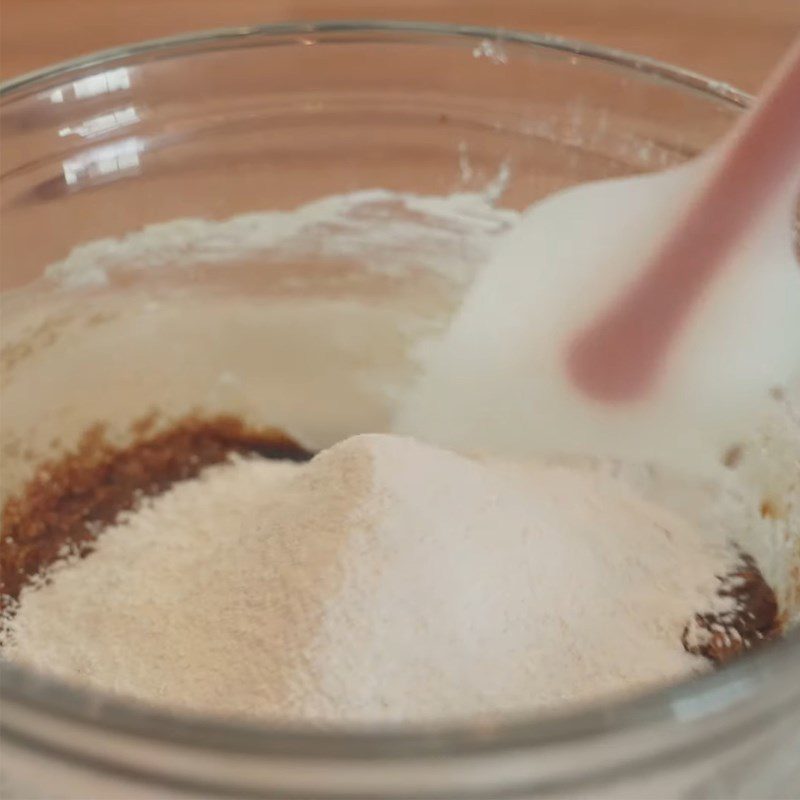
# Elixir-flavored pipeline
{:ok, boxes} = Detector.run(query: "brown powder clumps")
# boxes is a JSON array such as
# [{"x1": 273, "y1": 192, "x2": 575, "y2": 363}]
[
  {"x1": 0, "y1": 415, "x2": 311, "y2": 608},
  {"x1": 682, "y1": 554, "x2": 782, "y2": 664}
]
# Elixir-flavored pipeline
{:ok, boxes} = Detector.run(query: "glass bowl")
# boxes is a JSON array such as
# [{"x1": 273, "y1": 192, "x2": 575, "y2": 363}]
[{"x1": 1, "y1": 21, "x2": 798, "y2": 799}]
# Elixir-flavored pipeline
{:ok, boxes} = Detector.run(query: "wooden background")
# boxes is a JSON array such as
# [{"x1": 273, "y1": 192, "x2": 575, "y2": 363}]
[{"x1": 2, "y1": 0, "x2": 799, "y2": 91}]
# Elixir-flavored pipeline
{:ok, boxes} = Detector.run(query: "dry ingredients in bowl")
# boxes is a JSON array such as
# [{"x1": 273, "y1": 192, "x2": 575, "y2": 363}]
[
  {"x1": 0, "y1": 417, "x2": 781, "y2": 723},
  {"x1": 0, "y1": 189, "x2": 794, "y2": 724}
]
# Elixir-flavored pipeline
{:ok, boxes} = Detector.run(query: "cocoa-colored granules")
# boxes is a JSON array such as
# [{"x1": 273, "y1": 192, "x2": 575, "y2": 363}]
[
  {"x1": 682, "y1": 553, "x2": 782, "y2": 664},
  {"x1": 0, "y1": 415, "x2": 311, "y2": 607}
]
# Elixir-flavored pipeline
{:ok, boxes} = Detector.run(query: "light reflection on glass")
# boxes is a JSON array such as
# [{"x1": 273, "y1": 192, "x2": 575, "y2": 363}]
[
  {"x1": 670, "y1": 677, "x2": 753, "y2": 721},
  {"x1": 58, "y1": 106, "x2": 140, "y2": 139},
  {"x1": 62, "y1": 137, "x2": 144, "y2": 187},
  {"x1": 48, "y1": 68, "x2": 132, "y2": 104}
]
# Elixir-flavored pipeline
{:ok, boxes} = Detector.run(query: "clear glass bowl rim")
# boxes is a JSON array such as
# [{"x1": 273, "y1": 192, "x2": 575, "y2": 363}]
[{"x1": 1, "y1": 19, "x2": 798, "y2": 764}]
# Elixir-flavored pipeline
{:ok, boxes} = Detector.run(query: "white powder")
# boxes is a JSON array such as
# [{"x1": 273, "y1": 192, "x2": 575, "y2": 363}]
[
  {"x1": 394, "y1": 165, "x2": 800, "y2": 477},
  {"x1": 307, "y1": 437, "x2": 733, "y2": 721},
  {"x1": 3, "y1": 434, "x2": 736, "y2": 723},
  {"x1": 44, "y1": 189, "x2": 517, "y2": 290}
]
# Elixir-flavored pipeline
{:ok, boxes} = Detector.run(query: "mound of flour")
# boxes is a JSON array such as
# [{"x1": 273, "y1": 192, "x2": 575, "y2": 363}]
[{"x1": 3, "y1": 434, "x2": 735, "y2": 722}]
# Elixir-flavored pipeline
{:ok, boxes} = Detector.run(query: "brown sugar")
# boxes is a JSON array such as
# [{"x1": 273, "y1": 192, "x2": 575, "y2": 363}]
[
  {"x1": 682, "y1": 554, "x2": 782, "y2": 664},
  {"x1": 0, "y1": 415, "x2": 311, "y2": 608}
]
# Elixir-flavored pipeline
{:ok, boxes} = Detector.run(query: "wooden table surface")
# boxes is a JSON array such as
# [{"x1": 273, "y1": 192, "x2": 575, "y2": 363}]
[{"x1": 2, "y1": 0, "x2": 798, "y2": 92}]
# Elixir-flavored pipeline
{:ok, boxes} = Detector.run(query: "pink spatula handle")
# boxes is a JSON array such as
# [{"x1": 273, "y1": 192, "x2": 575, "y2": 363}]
[{"x1": 568, "y1": 37, "x2": 800, "y2": 403}]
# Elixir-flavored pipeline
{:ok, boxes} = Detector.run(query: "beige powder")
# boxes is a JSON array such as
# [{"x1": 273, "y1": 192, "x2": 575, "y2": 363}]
[{"x1": 3, "y1": 434, "x2": 740, "y2": 722}]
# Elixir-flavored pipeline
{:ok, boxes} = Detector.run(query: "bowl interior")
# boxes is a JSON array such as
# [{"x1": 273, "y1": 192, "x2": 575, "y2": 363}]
[{"x1": 1, "y1": 23, "x2": 798, "y2": 749}]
